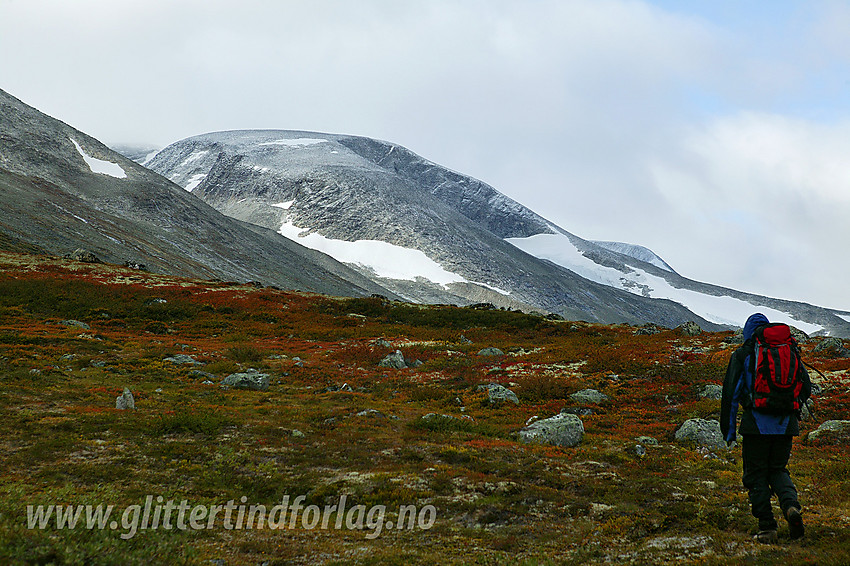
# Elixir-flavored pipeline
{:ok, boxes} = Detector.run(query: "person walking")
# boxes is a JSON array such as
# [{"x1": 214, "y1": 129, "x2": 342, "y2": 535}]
[{"x1": 720, "y1": 312, "x2": 811, "y2": 543}]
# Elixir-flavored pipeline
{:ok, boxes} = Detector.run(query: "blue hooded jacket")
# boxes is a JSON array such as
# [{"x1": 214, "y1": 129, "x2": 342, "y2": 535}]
[{"x1": 719, "y1": 313, "x2": 811, "y2": 442}]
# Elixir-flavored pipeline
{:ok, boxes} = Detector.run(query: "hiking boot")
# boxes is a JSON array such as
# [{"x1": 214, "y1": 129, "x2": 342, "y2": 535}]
[
  {"x1": 786, "y1": 506, "x2": 805, "y2": 540},
  {"x1": 754, "y1": 529, "x2": 778, "y2": 544}
]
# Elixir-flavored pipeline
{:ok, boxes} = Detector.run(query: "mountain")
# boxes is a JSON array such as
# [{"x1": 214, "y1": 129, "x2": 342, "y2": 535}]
[
  {"x1": 0, "y1": 89, "x2": 394, "y2": 298},
  {"x1": 141, "y1": 129, "x2": 850, "y2": 336}
]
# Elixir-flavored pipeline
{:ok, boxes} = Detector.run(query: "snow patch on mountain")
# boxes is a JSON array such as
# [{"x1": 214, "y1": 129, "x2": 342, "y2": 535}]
[
  {"x1": 272, "y1": 201, "x2": 295, "y2": 210},
  {"x1": 836, "y1": 313, "x2": 850, "y2": 324},
  {"x1": 70, "y1": 138, "x2": 126, "y2": 179},
  {"x1": 507, "y1": 231, "x2": 823, "y2": 333},
  {"x1": 142, "y1": 149, "x2": 159, "y2": 165},
  {"x1": 278, "y1": 221, "x2": 466, "y2": 286},
  {"x1": 183, "y1": 174, "x2": 206, "y2": 192},
  {"x1": 259, "y1": 138, "x2": 328, "y2": 148},
  {"x1": 592, "y1": 240, "x2": 675, "y2": 273}
]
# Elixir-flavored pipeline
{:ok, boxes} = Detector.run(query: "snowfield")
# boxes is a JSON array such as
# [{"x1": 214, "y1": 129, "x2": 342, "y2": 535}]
[
  {"x1": 259, "y1": 138, "x2": 328, "y2": 148},
  {"x1": 70, "y1": 138, "x2": 126, "y2": 179},
  {"x1": 278, "y1": 221, "x2": 466, "y2": 285},
  {"x1": 183, "y1": 174, "x2": 206, "y2": 192},
  {"x1": 507, "y1": 231, "x2": 823, "y2": 334}
]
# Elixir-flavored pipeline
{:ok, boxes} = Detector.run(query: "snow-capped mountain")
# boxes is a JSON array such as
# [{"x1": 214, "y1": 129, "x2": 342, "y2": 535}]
[
  {"x1": 0, "y1": 89, "x2": 393, "y2": 298},
  {"x1": 142, "y1": 130, "x2": 850, "y2": 336}
]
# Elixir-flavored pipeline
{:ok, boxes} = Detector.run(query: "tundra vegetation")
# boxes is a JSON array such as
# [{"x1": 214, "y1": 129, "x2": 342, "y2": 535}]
[{"x1": 0, "y1": 252, "x2": 848, "y2": 565}]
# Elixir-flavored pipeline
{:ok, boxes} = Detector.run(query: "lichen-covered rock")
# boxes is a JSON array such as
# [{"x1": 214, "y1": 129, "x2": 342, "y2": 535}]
[
  {"x1": 378, "y1": 350, "x2": 407, "y2": 369},
  {"x1": 477, "y1": 347, "x2": 505, "y2": 357},
  {"x1": 163, "y1": 354, "x2": 201, "y2": 365},
  {"x1": 68, "y1": 248, "x2": 101, "y2": 263},
  {"x1": 675, "y1": 418, "x2": 725, "y2": 449},
  {"x1": 61, "y1": 319, "x2": 90, "y2": 330},
  {"x1": 808, "y1": 420, "x2": 850, "y2": 443},
  {"x1": 698, "y1": 384, "x2": 723, "y2": 400},
  {"x1": 478, "y1": 383, "x2": 519, "y2": 405},
  {"x1": 676, "y1": 321, "x2": 702, "y2": 336},
  {"x1": 519, "y1": 413, "x2": 584, "y2": 447},
  {"x1": 813, "y1": 337, "x2": 850, "y2": 358},
  {"x1": 116, "y1": 387, "x2": 135, "y2": 410},
  {"x1": 221, "y1": 369, "x2": 269, "y2": 391},
  {"x1": 570, "y1": 388, "x2": 609, "y2": 404}
]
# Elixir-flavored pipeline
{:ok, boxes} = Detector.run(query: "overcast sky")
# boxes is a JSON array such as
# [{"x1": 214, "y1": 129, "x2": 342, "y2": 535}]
[{"x1": 2, "y1": 0, "x2": 848, "y2": 311}]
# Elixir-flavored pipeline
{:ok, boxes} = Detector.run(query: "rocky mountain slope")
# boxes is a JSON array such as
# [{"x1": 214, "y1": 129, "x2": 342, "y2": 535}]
[
  {"x1": 0, "y1": 89, "x2": 394, "y2": 298},
  {"x1": 143, "y1": 130, "x2": 850, "y2": 336}
]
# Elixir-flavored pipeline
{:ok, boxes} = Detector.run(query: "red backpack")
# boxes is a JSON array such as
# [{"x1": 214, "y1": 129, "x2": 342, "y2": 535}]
[{"x1": 749, "y1": 323, "x2": 804, "y2": 414}]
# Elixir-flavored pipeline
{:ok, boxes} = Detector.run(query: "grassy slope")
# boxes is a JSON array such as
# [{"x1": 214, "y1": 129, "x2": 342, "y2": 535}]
[{"x1": 0, "y1": 252, "x2": 848, "y2": 565}]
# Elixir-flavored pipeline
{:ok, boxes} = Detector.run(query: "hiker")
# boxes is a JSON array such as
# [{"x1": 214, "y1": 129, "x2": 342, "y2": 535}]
[{"x1": 720, "y1": 313, "x2": 811, "y2": 544}]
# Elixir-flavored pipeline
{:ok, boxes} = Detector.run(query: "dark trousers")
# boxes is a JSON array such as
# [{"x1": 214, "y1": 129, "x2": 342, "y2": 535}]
[{"x1": 742, "y1": 434, "x2": 799, "y2": 531}]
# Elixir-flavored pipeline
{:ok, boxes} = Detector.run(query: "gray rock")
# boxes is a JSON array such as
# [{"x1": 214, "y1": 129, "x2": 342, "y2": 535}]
[
  {"x1": 635, "y1": 444, "x2": 647, "y2": 457},
  {"x1": 163, "y1": 354, "x2": 202, "y2": 365},
  {"x1": 477, "y1": 347, "x2": 505, "y2": 357},
  {"x1": 561, "y1": 407, "x2": 594, "y2": 416},
  {"x1": 634, "y1": 436, "x2": 659, "y2": 445},
  {"x1": 477, "y1": 383, "x2": 519, "y2": 405},
  {"x1": 677, "y1": 321, "x2": 702, "y2": 336},
  {"x1": 378, "y1": 350, "x2": 407, "y2": 369},
  {"x1": 789, "y1": 326, "x2": 810, "y2": 344},
  {"x1": 221, "y1": 369, "x2": 269, "y2": 391},
  {"x1": 519, "y1": 413, "x2": 584, "y2": 447},
  {"x1": 61, "y1": 319, "x2": 90, "y2": 330},
  {"x1": 808, "y1": 420, "x2": 850, "y2": 443},
  {"x1": 188, "y1": 369, "x2": 218, "y2": 380},
  {"x1": 635, "y1": 324, "x2": 661, "y2": 335},
  {"x1": 723, "y1": 329, "x2": 745, "y2": 345},
  {"x1": 570, "y1": 388, "x2": 609, "y2": 404},
  {"x1": 813, "y1": 337, "x2": 850, "y2": 358},
  {"x1": 116, "y1": 388, "x2": 135, "y2": 410},
  {"x1": 675, "y1": 418, "x2": 725, "y2": 449},
  {"x1": 698, "y1": 384, "x2": 723, "y2": 400},
  {"x1": 68, "y1": 248, "x2": 101, "y2": 263},
  {"x1": 374, "y1": 339, "x2": 393, "y2": 348},
  {"x1": 355, "y1": 409, "x2": 386, "y2": 418}
]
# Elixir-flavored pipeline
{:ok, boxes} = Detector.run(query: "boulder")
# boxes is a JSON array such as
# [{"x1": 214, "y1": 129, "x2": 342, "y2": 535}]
[
  {"x1": 61, "y1": 319, "x2": 90, "y2": 330},
  {"x1": 519, "y1": 413, "x2": 584, "y2": 447},
  {"x1": 674, "y1": 418, "x2": 725, "y2": 449},
  {"x1": 221, "y1": 369, "x2": 269, "y2": 391},
  {"x1": 116, "y1": 388, "x2": 135, "y2": 410},
  {"x1": 676, "y1": 321, "x2": 702, "y2": 336},
  {"x1": 635, "y1": 324, "x2": 661, "y2": 335},
  {"x1": 477, "y1": 347, "x2": 505, "y2": 357},
  {"x1": 698, "y1": 384, "x2": 723, "y2": 400},
  {"x1": 163, "y1": 354, "x2": 202, "y2": 365},
  {"x1": 808, "y1": 420, "x2": 850, "y2": 443},
  {"x1": 68, "y1": 248, "x2": 101, "y2": 263},
  {"x1": 378, "y1": 350, "x2": 407, "y2": 369},
  {"x1": 570, "y1": 388, "x2": 609, "y2": 404},
  {"x1": 789, "y1": 326, "x2": 810, "y2": 344},
  {"x1": 813, "y1": 337, "x2": 850, "y2": 358},
  {"x1": 478, "y1": 383, "x2": 519, "y2": 405}
]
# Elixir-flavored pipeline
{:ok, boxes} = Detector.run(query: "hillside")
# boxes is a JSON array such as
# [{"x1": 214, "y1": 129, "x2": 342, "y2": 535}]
[
  {"x1": 142, "y1": 130, "x2": 850, "y2": 337},
  {"x1": 1, "y1": 252, "x2": 849, "y2": 565},
  {"x1": 0, "y1": 89, "x2": 393, "y2": 299}
]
